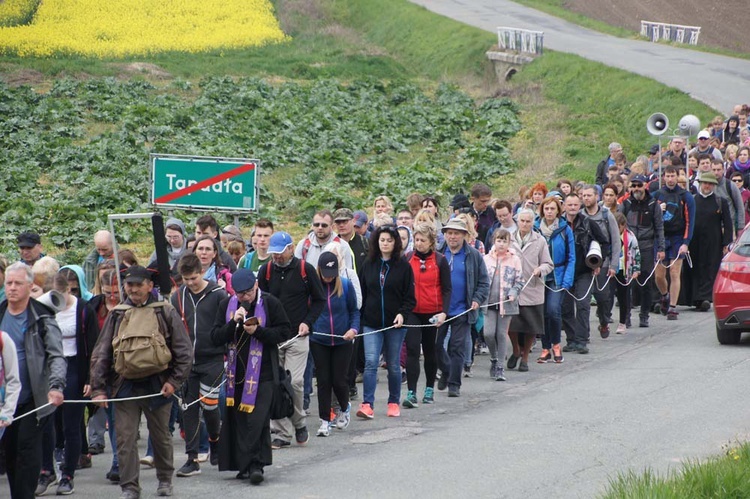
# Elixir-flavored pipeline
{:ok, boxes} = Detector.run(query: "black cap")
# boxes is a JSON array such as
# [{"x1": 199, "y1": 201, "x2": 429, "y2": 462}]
[
  {"x1": 123, "y1": 265, "x2": 152, "y2": 284},
  {"x1": 649, "y1": 144, "x2": 660, "y2": 155},
  {"x1": 450, "y1": 193, "x2": 470, "y2": 210},
  {"x1": 17, "y1": 231, "x2": 41, "y2": 248},
  {"x1": 318, "y1": 251, "x2": 339, "y2": 279},
  {"x1": 232, "y1": 269, "x2": 257, "y2": 293}
]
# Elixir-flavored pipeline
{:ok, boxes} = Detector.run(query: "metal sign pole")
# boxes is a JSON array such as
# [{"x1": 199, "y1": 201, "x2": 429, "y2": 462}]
[{"x1": 108, "y1": 212, "x2": 162, "y2": 302}]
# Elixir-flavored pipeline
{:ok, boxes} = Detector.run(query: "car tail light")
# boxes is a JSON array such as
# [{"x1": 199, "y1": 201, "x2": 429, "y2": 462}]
[{"x1": 720, "y1": 262, "x2": 750, "y2": 273}]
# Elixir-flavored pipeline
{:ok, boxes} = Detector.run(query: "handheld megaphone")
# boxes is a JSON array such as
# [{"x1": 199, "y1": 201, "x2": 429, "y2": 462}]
[
  {"x1": 586, "y1": 240, "x2": 603, "y2": 269},
  {"x1": 37, "y1": 290, "x2": 66, "y2": 313},
  {"x1": 677, "y1": 114, "x2": 701, "y2": 136},
  {"x1": 647, "y1": 113, "x2": 669, "y2": 136}
]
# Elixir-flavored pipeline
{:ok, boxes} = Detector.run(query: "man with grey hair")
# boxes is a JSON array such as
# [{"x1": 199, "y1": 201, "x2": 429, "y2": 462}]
[
  {"x1": 0, "y1": 262, "x2": 65, "y2": 499},
  {"x1": 82, "y1": 229, "x2": 115, "y2": 291},
  {"x1": 596, "y1": 142, "x2": 623, "y2": 186}
]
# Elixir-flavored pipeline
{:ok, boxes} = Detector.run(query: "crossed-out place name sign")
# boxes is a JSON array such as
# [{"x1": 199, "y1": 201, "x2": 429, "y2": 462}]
[{"x1": 150, "y1": 154, "x2": 260, "y2": 212}]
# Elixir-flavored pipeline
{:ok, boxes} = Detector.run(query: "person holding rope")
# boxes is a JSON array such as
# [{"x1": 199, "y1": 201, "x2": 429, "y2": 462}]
[
  {"x1": 90, "y1": 265, "x2": 192, "y2": 499},
  {"x1": 507, "y1": 209, "x2": 553, "y2": 372},
  {"x1": 171, "y1": 253, "x2": 228, "y2": 478},
  {"x1": 210, "y1": 269, "x2": 292, "y2": 484},
  {"x1": 0, "y1": 262, "x2": 66, "y2": 499},
  {"x1": 436, "y1": 218, "x2": 489, "y2": 396},
  {"x1": 619, "y1": 175, "x2": 665, "y2": 328},
  {"x1": 309, "y1": 252, "x2": 359, "y2": 436}
]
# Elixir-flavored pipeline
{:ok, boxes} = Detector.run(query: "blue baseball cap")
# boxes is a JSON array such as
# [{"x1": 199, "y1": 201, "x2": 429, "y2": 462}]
[
  {"x1": 232, "y1": 269, "x2": 257, "y2": 292},
  {"x1": 268, "y1": 231, "x2": 293, "y2": 254}
]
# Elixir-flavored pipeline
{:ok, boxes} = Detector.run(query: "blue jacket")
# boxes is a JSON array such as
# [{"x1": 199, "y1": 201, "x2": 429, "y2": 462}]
[
  {"x1": 534, "y1": 218, "x2": 576, "y2": 289},
  {"x1": 311, "y1": 277, "x2": 360, "y2": 347},
  {"x1": 436, "y1": 240, "x2": 490, "y2": 324}
]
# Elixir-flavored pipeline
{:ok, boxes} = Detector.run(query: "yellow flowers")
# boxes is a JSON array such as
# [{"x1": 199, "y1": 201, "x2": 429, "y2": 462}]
[
  {"x1": 0, "y1": 0, "x2": 39, "y2": 27},
  {"x1": 0, "y1": 0, "x2": 288, "y2": 57}
]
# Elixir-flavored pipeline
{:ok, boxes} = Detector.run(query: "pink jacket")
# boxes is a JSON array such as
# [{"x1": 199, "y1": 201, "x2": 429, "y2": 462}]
[{"x1": 483, "y1": 248, "x2": 524, "y2": 316}]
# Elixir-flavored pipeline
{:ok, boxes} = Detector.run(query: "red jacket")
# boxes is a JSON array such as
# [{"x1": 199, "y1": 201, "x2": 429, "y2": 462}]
[{"x1": 408, "y1": 251, "x2": 452, "y2": 315}]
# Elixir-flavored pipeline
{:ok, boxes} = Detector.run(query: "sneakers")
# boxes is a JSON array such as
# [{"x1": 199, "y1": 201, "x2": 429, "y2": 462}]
[
  {"x1": 598, "y1": 324, "x2": 610, "y2": 339},
  {"x1": 448, "y1": 387, "x2": 460, "y2": 397},
  {"x1": 667, "y1": 307, "x2": 679, "y2": 320},
  {"x1": 197, "y1": 452, "x2": 209, "y2": 463},
  {"x1": 462, "y1": 365, "x2": 473, "y2": 378},
  {"x1": 36, "y1": 472, "x2": 57, "y2": 496},
  {"x1": 422, "y1": 387, "x2": 435, "y2": 404},
  {"x1": 659, "y1": 294, "x2": 670, "y2": 316},
  {"x1": 402, "y1": 390, "x2": 419, "y2": 408},
  {"x1": 639, "y1": 316, "x2": 649, "y2": 328},
  {"x1": 76, "y1": 454, "x2": 92, "y2": 470},
  {"x1": 139, "y1": 455, "x2": 154, "y2": 468},
  {"x1": 88, "y1": 443, "x2": 105, "y2": 455},
  {"x1": 209, "y1": 439, "x2": 219, "y2": 466},
  {"x1": 316, "y1": 419, "x2": 331, "y2": 437},
  {"x1": 356, "y1": 403, "x2": 374, "y2": 419},
  {"x1": 507, "y1": 354, "x2": 519, "y2": 370},
  {"x1": 437, "y1": 373, "x2": 448, "y2": 391},
  {"x1": 562, "y1": 343, "x2": 578, "y2": 353},
  {"x1": 106, "y1": 466, "x2": 120, "y2": 483},
  {"x1": 489, "y1": 360, "x2": 498, "y2": 378},
  {"x1": 494, "y1": 367, "x2": 507, "y2": 382},
  {"x1": 271, "y1": 439, "x2": 290, "y2": 450},
  {"x1": 335, "y1": 402, "x2": 351, "y2": 430},
  {"x1": 536, "y1": 349, "x2": 551, "y2": 363},
  {"x1": 518, "y1": 361, "x2": 529, "y2": 372},
  {"x1": 578, "y1": 344, "x2": 590, "y2": 354},
  {"x1": 552, "y1": 344, "x2": 563, "y2": 364},
  {"x1": 386, "y1": 403, "x2": 400, "y2": 417},
  {"x1": 176, "y1": 458, "x2": 201, "y2": 477},
  {"x1": 616, "y1": 323, "x2": 627, "y2": 334},
  {"x1": 119, "y1": 490, "x2": 140, "y2": 499},
  {"x1": 295, "y1": 426, "x2": 309, "y2": 445},
  {"x1": 56, "y1": 475, "x2": 74, "y2": 495},
  {"x1": 156, "y1": 481, "x2": 173, "y2": 496}
]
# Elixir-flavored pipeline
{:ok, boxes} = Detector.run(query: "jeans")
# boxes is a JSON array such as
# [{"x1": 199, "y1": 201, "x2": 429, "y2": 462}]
[
  {"x1": 437, "y1": 315, "x2": 470, "y2": 388},
  {"x1": 542, "y1": 285, "x2": 564, "y2": 349},
  {"x1": 362, "y1": 326, "x2": 407, "y2": 407}
]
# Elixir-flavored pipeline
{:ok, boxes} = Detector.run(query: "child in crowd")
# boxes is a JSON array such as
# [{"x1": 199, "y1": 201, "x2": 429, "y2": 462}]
[{"x1": 614, "y1": 212, "x2": 640, "y2": 334}]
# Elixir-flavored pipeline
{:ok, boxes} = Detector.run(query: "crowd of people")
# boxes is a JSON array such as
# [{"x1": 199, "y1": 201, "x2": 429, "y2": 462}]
[{"x1": 0, "y1": 107, "x2": 746, "y2": 498}]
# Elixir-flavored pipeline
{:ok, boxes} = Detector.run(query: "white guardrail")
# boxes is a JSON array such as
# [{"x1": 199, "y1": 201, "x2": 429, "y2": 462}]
[
  {"x1": 640, "y1": 21, "x2": 701, "y2": 45},
  {"x1": 497, "y1": 27, "x2": 544, "y2": 55}
]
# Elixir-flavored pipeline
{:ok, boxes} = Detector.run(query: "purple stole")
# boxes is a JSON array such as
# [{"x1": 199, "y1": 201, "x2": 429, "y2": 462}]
[{"x1": 226, "y1": 295, "x2": 267, "y2": 413}]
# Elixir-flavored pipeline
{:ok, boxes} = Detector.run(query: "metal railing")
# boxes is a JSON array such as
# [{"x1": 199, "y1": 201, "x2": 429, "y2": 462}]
[
  {"x1": 640, "y1": 21, "x2": 701, "y2": 45},
  {"x1": 497, "y1": 27, "x2": 544, "y2": 55}
]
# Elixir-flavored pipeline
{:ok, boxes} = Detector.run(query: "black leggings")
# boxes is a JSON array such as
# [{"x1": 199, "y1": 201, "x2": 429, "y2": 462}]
[
  {"x1": 405, "y1": 313, "x2": 439, "y2": 392},
  {"x1": 310, "y1": 342, "x2": 353, "y2": 422},
  {"x1": 616, "y1": 271, "x2": 632, "y2": 325}
]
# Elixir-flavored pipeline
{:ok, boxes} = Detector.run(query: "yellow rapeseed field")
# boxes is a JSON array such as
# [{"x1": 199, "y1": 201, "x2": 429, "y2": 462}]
[
  {"x1": 0, "y1": 0, "x2": 289, "y2": 57},
  {"x1": 0, "y1": 0, "x2": 39, "y2": 27}
]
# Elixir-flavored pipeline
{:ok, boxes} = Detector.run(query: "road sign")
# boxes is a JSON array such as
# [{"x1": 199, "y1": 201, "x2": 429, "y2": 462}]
[{"x1": 150, "y1": 154, "x2": 259, "y2": 212}]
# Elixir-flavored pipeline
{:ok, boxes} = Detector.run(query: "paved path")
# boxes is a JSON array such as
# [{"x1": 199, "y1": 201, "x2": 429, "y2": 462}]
[
  {"x1": 411, "y1": 0, "x2": 750, "y2": 114},
  {"x1": 10, "y1": 305, "x2": 750, "y2": 498}
]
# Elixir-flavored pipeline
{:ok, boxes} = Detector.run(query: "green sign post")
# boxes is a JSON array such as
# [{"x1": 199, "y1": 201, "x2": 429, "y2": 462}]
[{"x1": 150, "y1": 154, "x2": 259, "y2": 212}]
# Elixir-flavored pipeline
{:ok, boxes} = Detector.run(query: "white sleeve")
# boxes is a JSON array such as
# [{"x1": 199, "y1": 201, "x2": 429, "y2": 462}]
[{"x1": 1, "y1": 332, "x2": 21, "y2": 423}]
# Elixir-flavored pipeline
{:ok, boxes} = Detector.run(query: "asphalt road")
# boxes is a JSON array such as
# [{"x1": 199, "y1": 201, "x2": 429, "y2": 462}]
[
  {"x1": 410, "y1": 0, "x2": 750, "y2": 114},
  {"x1": 8, "y1": 303, "x2": 750, "y2": 498}
]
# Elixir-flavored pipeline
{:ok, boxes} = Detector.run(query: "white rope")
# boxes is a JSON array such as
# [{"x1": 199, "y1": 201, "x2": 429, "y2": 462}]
[{"x1": 12, "y1": 392, "x2": 167, "y2": 422}]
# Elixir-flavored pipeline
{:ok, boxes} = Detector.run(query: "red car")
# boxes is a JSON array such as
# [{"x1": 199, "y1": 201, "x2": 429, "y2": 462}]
[{"x1": 713, "y1": 227, "x2": 750, "y2": 344}]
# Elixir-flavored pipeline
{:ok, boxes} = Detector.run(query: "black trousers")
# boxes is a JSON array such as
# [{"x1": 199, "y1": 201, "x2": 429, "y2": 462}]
[
  {"x1": 405, "y1": 313, "x2": 439, "y2": 392},
  {"x1": 182, "y1": 362, "x2": 223, "y2": 458},
  {"x1": 310, "y1": 341, "x2": 353, "y2": 422},
  {"x1": 3, "y1": 400, "x2": 51, "y2": 499}
]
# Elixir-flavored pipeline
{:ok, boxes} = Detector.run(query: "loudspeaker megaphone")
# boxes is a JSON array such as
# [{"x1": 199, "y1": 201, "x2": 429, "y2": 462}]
[
  {"x1": 678, "y1": 114, "x2": 701, "y2": 136},
  {"x1": 38, "y1": 290, "x2": 66, "y2": 313},
  {"x1": 586, "y1": 240, "x2": 603, "y2": 269},
  {"x1": 647, "y1": 113, "x2": 669, "y2": 136}
]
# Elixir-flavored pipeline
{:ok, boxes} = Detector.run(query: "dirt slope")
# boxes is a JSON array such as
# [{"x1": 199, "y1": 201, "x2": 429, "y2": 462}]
[{"x1": 562, "y1": 0, "x2": 749, "y2": 54}]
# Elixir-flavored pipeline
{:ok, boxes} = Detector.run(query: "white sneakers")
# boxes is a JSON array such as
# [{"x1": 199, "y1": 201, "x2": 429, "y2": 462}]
[{"x1": 316, "y1": 420, "x2": 331, "y2": 437}]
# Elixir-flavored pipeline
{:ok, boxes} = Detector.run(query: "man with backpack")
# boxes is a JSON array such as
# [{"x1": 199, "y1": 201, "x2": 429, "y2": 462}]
[
  {"x1": 652, "y1": 166, "x2": 696, "y2": 320},
  {"x1": 580, "y1": 185, "x2": 621, "y2": 338},
  {"x1": 90, "y1": 266, "x2": 192, "y2": 499},
  {"x1": 258, "y1": 232, "x2": 325, "y2": 450},
  {"x1": 171, "y1": 254, "x2": 228, "y2": 478}
]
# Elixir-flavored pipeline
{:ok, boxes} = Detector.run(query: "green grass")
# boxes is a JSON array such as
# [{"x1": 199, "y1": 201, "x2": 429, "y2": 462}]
[
  {"x1": 510, "y1": 0, "x2": 750, "y2": 61},
  {"x1": 509, "y1": 52, "x2": 718, "y2": 182},
  {"x1": 603, "y1": 443, "x2": 750, "y2": 498}
]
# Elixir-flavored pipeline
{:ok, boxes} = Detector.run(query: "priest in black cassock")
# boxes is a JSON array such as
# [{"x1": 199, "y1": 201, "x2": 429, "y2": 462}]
[
  {"x1": 682, "y1": 172, "x2": 733, "y2": 310},
  {"x1": 211, "y1": 269, "x2": 291, "y2": 485}
]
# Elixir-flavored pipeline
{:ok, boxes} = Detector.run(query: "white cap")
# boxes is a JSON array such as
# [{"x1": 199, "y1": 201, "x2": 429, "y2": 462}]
[{"x1": 697, "y1": 130, "x2": 710, "y2": 139}]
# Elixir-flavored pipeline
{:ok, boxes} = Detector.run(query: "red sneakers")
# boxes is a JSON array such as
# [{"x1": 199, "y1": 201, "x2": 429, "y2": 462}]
[
  {"x1": 356, "y1": 403, "x2": 374, "y2": 419},
  {"x1": 386, "y1": 403, "x2": 400, "y2": 418}
]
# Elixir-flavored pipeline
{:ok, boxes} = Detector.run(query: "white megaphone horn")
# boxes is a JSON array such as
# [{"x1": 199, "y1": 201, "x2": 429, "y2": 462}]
[
  {"x1": 586, "y1": 240, "x2": 603, "y2": 270},
  {"x1": 646, "y1": 113, "x2": 669, "y2": 136},
  {"x1": 37, "y1": 290, "x2": 66, "y2": 313}
]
